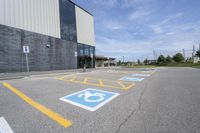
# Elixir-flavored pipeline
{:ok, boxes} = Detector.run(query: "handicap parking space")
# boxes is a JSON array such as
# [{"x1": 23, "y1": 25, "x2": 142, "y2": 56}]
[
  {"x1": 60, "y1": 88, "x2": 120, "y2": 112},
  {"x1": 0, "y1": 68, "x2": 156, "y2": 133},
  {"x1": 55, "y1": 68, "x2": 155, "y2": 91}
]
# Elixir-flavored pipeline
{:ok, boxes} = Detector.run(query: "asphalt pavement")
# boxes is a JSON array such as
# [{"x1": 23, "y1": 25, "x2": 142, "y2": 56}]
[{"x1": 0, "y1": 67, "x2": 200, "y2": 133}]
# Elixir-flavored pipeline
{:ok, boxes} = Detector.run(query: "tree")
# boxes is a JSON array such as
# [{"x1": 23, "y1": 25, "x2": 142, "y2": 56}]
[
  {"x1": 173, "y1": 53, "x2": 184, "y2": 63},
  {"x1": 166, "y1": 55, "x2": 172, "y2": 63},
  {"x1": 196, "y1": 50, "x2": 200, "y2": 58},
  {"x1": 137, "y1": 59, "x2": 141, "y2": 64},
  {"x1": 117, "y1": 60, "x2": 122, "y2": 66},
  {"x1": 143, "y1": 59, "x2": 148, "y2": 65},
  {"x1": 157, "y1": 55, "x2": 166, "y2": 63}
]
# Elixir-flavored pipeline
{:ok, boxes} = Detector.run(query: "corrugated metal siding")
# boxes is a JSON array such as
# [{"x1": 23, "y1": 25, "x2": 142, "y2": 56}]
[
  {"x1": 75, "y1": 6, "x2": 95, "y2": 46},
  {"x1": 0, "y1": 0, "x2": 61, "y2": 38}
]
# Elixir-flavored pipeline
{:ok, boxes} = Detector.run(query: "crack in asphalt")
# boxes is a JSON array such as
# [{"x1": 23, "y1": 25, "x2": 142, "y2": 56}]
[
  {"x1": 114, "y1": 109, "x2": 137, "y2": 133},
  {"x1": 114, "y1": 85, "x2": 147, "y2": 133}
]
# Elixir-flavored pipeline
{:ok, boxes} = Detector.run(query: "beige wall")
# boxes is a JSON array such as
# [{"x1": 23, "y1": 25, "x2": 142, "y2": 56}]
[
  {"x1": 75, "y1": 6, "x2": 95, "y2": 46},
  {"x1": 0, "y1": 0, "x2": 61, "y2": 38}
]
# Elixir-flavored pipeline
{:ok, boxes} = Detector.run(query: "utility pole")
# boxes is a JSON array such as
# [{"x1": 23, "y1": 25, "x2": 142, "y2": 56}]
[
  {"x1": 183, "y1": 49, "x2": 186, "y2": 62},
  {"x1": 199, "y1": 43, "x2": 200, "y2": 50},
  {"x1": 153, "y1": 50, "x2": 156, "y2": 60},
  {"x1": 132, "y1": 57, "x2": 134, "y2": 66},
  {"x1": 192, "y1": 45, "x2": 195, "y2": 58},
  {"x1": 122, "y1": 56, "x2": 124, "y2": 63}
]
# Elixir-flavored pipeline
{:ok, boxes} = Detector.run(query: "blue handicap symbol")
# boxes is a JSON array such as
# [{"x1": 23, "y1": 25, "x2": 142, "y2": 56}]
[
  {"x1": 119, "y1": 77, "x2": 144, "y2": 82},
  {"x1": 60, "y1": 89, "x2": 119, "y2": 111}
]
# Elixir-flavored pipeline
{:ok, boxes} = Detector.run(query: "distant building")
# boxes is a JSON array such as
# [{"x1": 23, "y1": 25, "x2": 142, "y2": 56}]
[
  {"x1": 144, "y1": 60, "x2": 157, "y2": 65},
  {"x1": 95, "y1": 56, "x2": 117, "y2": 67},
  {"x1": 193, "y1": 56, "x2": 200, "y2": 63},
  {"x1": 0, "y1": 0, "x2": 95, "y2": 72}
]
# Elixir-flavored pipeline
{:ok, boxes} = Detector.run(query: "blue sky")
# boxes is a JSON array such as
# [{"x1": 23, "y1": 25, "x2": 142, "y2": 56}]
[{"x1": 72, "y1": 0, "x2": 200, "y2": 61}]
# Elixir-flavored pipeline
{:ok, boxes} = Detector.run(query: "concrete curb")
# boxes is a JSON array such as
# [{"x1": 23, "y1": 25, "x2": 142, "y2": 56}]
[{"x1": 0, "y1": 76, "x2": 26, "y2": 80}]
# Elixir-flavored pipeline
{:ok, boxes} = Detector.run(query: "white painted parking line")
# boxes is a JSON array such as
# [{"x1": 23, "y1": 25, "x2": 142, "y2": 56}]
[
  {"x1": 0, "y1": 117, "x2": 14, "y2": 133},
  {"x1": 131, "y1": 74, "x2": 151, "y2": 77},
  {"x1": 119, "y1": 77, "x2": 144, "y2": 82}
]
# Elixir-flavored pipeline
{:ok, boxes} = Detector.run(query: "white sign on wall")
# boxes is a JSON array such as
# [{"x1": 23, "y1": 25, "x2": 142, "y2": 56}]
[
  {"x1": 23, "y1": 46, "x2": 29, "y2": 54},
  {"x1": 74, "y1": 52, "x2": 78, "y2": 57}
]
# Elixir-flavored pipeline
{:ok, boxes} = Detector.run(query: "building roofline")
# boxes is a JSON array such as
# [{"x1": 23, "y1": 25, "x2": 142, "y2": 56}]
[{"x1": 68, "y1": 0, "x2": 93, "y2": 16}]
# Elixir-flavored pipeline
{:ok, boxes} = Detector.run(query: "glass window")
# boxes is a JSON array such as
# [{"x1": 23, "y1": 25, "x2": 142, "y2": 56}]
[
  {"x1": 59, "y1": 0, "x2": 77, "y2": 42},
  {"x1": 84, "y1": 45, "x2": 90, "y2": 57},
  {"x1": 77, "y1": 44, "x2": 95, "y2": 68},
  {"x1": 78, "y1": 44, "x2": 84, "y2": 56}
]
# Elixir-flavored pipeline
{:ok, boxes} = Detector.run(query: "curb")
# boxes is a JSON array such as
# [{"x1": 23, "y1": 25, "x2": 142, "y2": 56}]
[{"x1": 0, "y1": 76, "x2": 26, "y2": 81}]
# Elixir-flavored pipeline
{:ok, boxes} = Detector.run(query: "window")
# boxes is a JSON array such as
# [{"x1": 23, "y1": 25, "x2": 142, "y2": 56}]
[{"x1": 77, "y1": 44, "x2": 95, "y2": 68}]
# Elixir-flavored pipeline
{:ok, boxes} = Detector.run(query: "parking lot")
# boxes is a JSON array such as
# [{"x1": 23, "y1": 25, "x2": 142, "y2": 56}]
[{"x1": 1, "y1": 67, "x2": 200, "y2": 133}]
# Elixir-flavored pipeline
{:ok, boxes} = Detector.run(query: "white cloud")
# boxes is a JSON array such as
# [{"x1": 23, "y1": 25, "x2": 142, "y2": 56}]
[
  {"x1": 103, "y1": 20, "x2": 123, "y2": 30},
  {"x1": 91, "y1": 0, "x2": 117, "y2": 8},
  {"x1": 95, "y1": 21, "x2": 200, "y2": 60},
  {"x1": 150, "y1": 12, "x2": 184, "y2": 34},
  {"x1": 122, "y1": 0, "x2": 155, "y2": 8},
  {"x1": 129, "y1": 10, "x2": 150, "y2": 20},
  {"x1": 159, "y1": 12, "x2": 183, "y2": 25},
  {"x1": 151, "y1": 25, "x2": 163, "y2": 34},
  {"x1": 165, "y1": 32, "x2": 175, "y2": 35}
]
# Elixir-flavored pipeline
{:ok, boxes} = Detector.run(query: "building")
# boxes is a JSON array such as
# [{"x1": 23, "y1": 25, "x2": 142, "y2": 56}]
[
  {"x1": 95, "y1": 55, "x2": 117, "y2": 67},
  {"x1": 193, "y1": 56, "x2": 200, "y2": 63},
  {"x1": 0, "y1": 0, "x2": 95, "y2": 73}
]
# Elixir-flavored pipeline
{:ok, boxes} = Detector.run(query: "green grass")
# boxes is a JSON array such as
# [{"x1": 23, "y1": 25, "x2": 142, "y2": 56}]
[
  {"x1": 166, "y1": 63, "x2": 200, "y2": 68},
  {"x1": 121, "y1": 63, "x2": 200, "y2": 69}
]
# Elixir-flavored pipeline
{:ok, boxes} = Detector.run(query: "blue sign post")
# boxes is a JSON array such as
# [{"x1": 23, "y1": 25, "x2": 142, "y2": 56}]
[{"x1": 60, "y1": 89, "x2": 119, "y2": 111}]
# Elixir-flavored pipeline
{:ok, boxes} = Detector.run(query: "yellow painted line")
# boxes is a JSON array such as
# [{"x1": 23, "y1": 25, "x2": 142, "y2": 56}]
[
  {"x1": 99, "y1": 80, "x2": 104, "y2": 86},
  {"x1": 124, "y1": 83, "x2": 135, "y2": 90},
  {"x1": 59, "y1": 75, "x2": 132, "y2": 84},
  {"x1": 103, "y1": 85, "x2": 122, "y2": 89},
  {"x1": 83, "y1": 78, "x2": 89, "y2": 84},
  {"x1": 70, "y1": 77, "x2": 77, "y2": 82},
  {"x1": 118, "y1": 82, "x2": 127, "y2": 90},
  {"x1": 2, "y1": 83, "x2": 72, "y2": 128},
  {"x1": 56, "y1": 76, "x2": 135, "y2": 90},
  {"x1": 55, "y1": 73, "x2": 80, "y2": 80},
  {"x1": 55, "y1": 75, "x2": 68, "y2": 79},
  {"x1": 58, "y1": 78, "x2": 124, "y2": 90},
  {"x1": 76, "y1": 76, "x2": 122, "y2": 83}
]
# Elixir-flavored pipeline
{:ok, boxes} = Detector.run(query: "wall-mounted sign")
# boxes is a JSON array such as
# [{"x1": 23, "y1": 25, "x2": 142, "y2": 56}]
[
  {"x1": 74, "y1": 52, "x2": 78, "y2": 57},
  {"x1": 23, "y1": 46, "x2": 29, "y2": 54}
]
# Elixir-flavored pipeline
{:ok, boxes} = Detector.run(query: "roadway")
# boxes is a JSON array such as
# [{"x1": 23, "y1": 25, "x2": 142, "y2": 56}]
[{"x1": 0, "y1": 67, "x2": 200, "y2": 133}]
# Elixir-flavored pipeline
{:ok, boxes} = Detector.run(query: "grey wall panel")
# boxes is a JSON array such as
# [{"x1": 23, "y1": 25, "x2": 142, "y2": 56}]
[
  {"x1": 75, "y1": 6, "x2": 95, "y2": 46},
  {"x1": 0, "y1": 25, "x2": 22, "y2": 72},
  {"x1": 0, "y1": 24, "x2": 77, "y2": 73},
  {"x1": 0, "y1": 0, "x2": 61, "y2": 38}
]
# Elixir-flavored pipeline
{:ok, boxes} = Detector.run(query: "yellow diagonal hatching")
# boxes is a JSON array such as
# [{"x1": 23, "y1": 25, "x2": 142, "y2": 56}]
[
  {"x1": 83, "y1": 78, "x2": 89, "y2": 84},
  {"x1": 56, "y1": 76, "x2": 135, "y2": 90},
  {"x1": 70, "y1": 77, "x2": 77, "y2": 82},
  {"x1": 117, "y1": 82, "x2": 127, "y2": 90},
  {"x1": 98, "y1": 80, "x2": 104, "y2": 86},
  {"x1": 124, "y1": 83, "x2": 135, "y2": 90}
]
